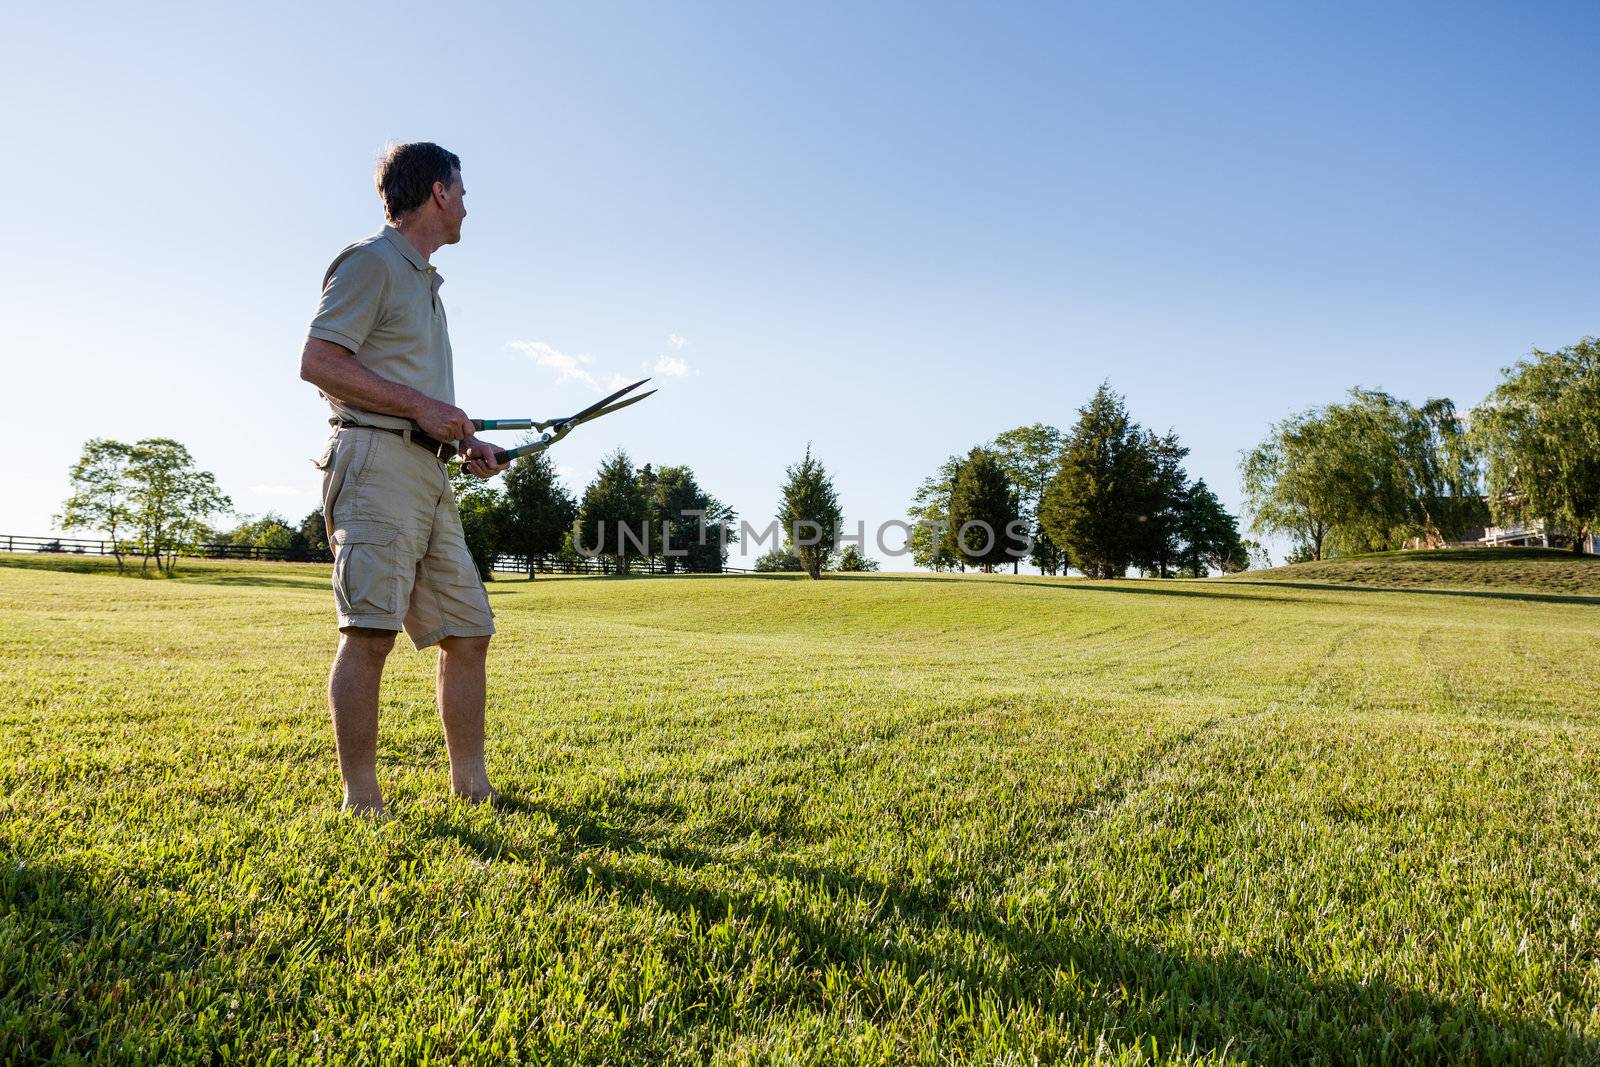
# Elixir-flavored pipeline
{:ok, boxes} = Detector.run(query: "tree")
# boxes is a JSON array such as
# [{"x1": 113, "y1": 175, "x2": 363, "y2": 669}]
[
  {"x1": 754, "y1": 548, "x2": 803, "y2": 572},
  {"x1": 1173, "y1": 479, "x2": 1245, "y2": 577},
  {"x1": 1239, "y1": 539, "x2": 1271, "y2": 570},
  {"x1": 1243, "y1": 389, "x2": 1481, "y2": 559},
  {"x1": 298, "y1": 508, "x2": 330, "y2": 557},
  {"x1": 576, "y1": 449, "x2": 650, "y2": 573},
  {"x1": 907, "y1": 455, "x2": 963, "y2": 572},
  {"x1": 1471, "y1": 338, "x2": 1600, "y2": 553},
  {"x1": 1040, "y1": 383, "x2": 1154, "y2": 579},
  {"x1": 124, "y1": 438, "x2": 231, "y2": 574},
  {"x1": 641, "y1": 463, "x2": 737, "y2": 573},
  {"x1": 834, "y1": 545, "x2": 880, "y2": 572},
  {"x1": 1137, "y1": 431, "x2": 1190, "y2": 577},
  {"x1": 777, "y1": 445, "x2": 842, "y2": 579},
  {"x1": 448, "y1": 464, "x2": 502, "y2": 581},
  {"x1": 992, "y1": 424, "x2": 1067, "y2": 574},
  {"x1": 1387, "y1": 394, "x2": 1482, "y2": 545},
  {"x1": 227, "y1": 513, "x2": 297, "y2": 555},
  {"x1": 56, "y1": 438, "x2": 136, "y2": 571},
  {"x1": 1240, "y1": 410, "x2": 1347, "y2": 561},
  {"x1": 494, "y1": 450, "x2": 577, "y2": 578},
  {"x1": 945, "y1": 447, "x2": 1022, "y2": 572}
]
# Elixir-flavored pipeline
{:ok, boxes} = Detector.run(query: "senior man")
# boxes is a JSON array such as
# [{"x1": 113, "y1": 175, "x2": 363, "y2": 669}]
[{"x1": 300, "y1": 142, "x2": 508, "y2": 816}]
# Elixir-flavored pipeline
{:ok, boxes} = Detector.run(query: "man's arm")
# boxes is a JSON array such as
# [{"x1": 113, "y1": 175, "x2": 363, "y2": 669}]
[
  {"x1": 300, "y1": 338, "x2": 508, "y2": 477},
  {"x1": 300, "y1": 336, "x2": 474, "y2": 442}
]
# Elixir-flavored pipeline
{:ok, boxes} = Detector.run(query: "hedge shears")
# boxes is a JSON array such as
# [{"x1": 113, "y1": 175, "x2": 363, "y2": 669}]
[{"x1": 472, "y1": 377, "x2": 656, "y2": 464}]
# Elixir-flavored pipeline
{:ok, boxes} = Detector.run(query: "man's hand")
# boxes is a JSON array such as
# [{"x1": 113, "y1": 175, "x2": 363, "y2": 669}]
[
  {"x1": 460, "y1": 436, "x2": 510, "y2": 479},
  {"x1": 414, "y1": 398, "x2": 475, "y2": 443}
]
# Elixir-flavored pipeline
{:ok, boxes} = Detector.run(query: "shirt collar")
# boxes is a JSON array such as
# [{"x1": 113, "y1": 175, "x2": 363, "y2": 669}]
[{"x1": 381, "y1": 225, "x2": 434, "y2": 273}]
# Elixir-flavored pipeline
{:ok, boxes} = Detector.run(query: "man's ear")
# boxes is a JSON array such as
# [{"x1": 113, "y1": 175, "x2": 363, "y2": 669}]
[{"x1": 432, "y1": 180, "x2": 449, "y2": 207}]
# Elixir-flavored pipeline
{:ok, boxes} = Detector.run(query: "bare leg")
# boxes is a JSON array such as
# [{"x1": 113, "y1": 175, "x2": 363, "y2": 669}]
[
  {"x1": 437, "y1": 635, "x2": 496, "y2": 802},
  {"x1": 328, "y1": 627, "x2": 396, "y2": 816}
]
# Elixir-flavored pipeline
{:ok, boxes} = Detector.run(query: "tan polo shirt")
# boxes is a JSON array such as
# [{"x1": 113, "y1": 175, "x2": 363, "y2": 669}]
[{"x1": 307, "y1": 225, "x2": 455, "y2": 432}]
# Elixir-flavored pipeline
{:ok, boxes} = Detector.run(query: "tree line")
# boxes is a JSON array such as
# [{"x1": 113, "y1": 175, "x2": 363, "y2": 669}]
[
  {"x1": 293, "y1": 448, "x2": 737, "y2": 579},
  {"x1": 1242, "y1": 337, "x2": 1600, "y2": 559},
  {"x1": 488, "y1": 448, "x2": 738, "y2": 578},
  {"x1": 907, "y1": 383, "x2": 1257, "y2": 578},
  {"x1": 56, "y1": 436, "x2": 737, "y2": 579}
]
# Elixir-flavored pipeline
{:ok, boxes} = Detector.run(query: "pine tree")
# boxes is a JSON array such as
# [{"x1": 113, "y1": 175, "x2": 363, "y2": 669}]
[
  {"x1": 1138, "y1": 431, "x2": 1191, "y2": 577},
  {"x1": 576, "y1": 449, "x2": 650, "y2": 573},
  {"x1": 1039, "y1": 383, "x2": 1153, "y2": 579},
  {"x1": 643, "y1": 464, "x2": 737, "y2": 573},
  {"x1": 1174, "y1": 479, "x2": 1245, "y2": 576},
  {"x1": 495, "y1": 450, "x2": 577, "y2": 578},
  {"x1": 946, "y1": 447, "x2": 1022, "y2": 572},
  {"x1": 777, "y1": 445, "x2": 841, "y2": 579}
]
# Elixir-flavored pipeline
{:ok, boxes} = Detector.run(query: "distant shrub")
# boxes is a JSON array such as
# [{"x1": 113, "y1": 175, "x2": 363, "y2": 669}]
[
  {"x1": 755, "y1": 549, "x2": 803, "y2": 572},
  {"x1": 834, "y1": 546, "x2": 879, "y2": 572}
]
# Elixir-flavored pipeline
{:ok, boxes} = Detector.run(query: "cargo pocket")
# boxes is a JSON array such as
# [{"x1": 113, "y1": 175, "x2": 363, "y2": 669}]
[
  {"x1": 313, "y1": 434, "x2": 337, "y2": 472},
  {"x1": 331, "y1": 520, "x2": 401, "y2": 618}
]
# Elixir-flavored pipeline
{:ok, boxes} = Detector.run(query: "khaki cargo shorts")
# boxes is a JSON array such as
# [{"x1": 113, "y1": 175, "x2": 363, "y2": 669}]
[{"x1": 317, "y1": 426, "x2": 495, "y2": 649}]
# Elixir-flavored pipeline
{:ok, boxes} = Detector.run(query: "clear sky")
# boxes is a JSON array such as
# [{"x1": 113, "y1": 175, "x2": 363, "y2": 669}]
[{"x1": 3, "y1": 2, "x2": 1595, "y2": 569}]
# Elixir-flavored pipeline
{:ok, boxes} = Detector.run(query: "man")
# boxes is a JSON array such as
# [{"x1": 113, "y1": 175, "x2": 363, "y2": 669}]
[{"x1": 300, "y1": 142, "x2": 508, "y2": 817}]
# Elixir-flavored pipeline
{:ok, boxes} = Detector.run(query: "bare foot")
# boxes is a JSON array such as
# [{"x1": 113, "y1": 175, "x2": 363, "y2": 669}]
[
  {"x1": 341, "y1": 795, "x2": 388, "y2": 821},
  {"x1": 450, "y1": 762, "x2": 498, "y2": 807},
  {"x1": 451, "y1": 783, "x2": 500, "y2": 807}
]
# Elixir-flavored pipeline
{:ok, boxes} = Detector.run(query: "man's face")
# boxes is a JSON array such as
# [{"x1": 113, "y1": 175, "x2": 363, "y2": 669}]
[{"x1": 437, "y1": 170, "x2": 467, "y2": 244}]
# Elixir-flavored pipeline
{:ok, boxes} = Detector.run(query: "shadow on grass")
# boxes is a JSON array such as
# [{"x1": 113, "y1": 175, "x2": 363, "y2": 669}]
[
  {"x1": 0, "y1": 852, "x2": 231, "y2": 1062},
  {"x1": 815, "y1": 573, "x2": 1312, "y2": 605},
  {"x1": 168, "y1": 572, "x2": 331, "y2": 592},
  {"x1": 430, "y1": 796, "x2": 1597, "y2": 1062},
  {"x1": 1225, "y1": 578, "x2": 1600, "y2": 608}
]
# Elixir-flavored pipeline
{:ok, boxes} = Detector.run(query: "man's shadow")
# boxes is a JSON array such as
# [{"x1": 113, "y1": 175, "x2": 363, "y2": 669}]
[{"x1": 432, "y1": 794, "x2": 1597, "y2": 1063}]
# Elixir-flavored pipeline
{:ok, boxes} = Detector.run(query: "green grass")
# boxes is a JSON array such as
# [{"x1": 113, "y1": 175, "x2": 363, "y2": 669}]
[{"x1": 2, "y1": 553, "x2": 1598, "y2": 1064}]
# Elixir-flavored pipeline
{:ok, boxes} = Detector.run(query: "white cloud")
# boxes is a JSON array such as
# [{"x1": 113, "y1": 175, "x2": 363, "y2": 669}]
[
  {"x1": 667, "y1": 333, "x2": 688, "y2": 351},
  {"x1": 246, "y1": 484, "x2": 313, "y2": 498},
  {"x1": 510, "y1": 339, "x2": 671, "y2": 393},
  {"x1": 507, "y1": 340, "x2": 607, "y2": 391}
]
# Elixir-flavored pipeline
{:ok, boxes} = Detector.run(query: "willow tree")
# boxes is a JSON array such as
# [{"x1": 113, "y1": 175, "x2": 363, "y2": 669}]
[
  {"x1": 1242, "y1": 389, "x2": 1479, "y2": 560},
  {"x1": 1471, "y1": 338, "x2": 1600, "y2": 552}
]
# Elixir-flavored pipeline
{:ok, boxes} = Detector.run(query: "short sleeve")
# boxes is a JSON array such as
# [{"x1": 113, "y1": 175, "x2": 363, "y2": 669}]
[{"x1": 308, "y1": 247, "x2": 387, "y2": 353}]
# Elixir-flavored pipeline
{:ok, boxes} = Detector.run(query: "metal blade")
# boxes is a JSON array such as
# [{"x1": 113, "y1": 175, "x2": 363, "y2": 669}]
[
  {"x1": 564, "y1": 389, "x2": 656, "y2": 429},
  {"x1": 557, "y1": 377, "x2": 651, "y2": 428},
  {"x1": 488, "y1": 382, "x2": 656, "y2": 466}
]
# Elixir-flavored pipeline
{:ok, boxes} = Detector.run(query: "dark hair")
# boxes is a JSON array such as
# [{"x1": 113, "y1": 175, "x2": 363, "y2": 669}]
[{"x1": 374, "y1": 142, "x2": 461, "y2": 222}]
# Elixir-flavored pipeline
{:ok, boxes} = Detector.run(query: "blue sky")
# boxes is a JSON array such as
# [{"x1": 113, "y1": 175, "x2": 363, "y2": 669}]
[{"x1": 3, "y1": 2, "x2": 1595, "y2": 569}]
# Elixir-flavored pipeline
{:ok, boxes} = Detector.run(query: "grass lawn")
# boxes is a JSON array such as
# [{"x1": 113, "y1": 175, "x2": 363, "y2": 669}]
[{"x1": 1, "y1": 551, "x2": 1598, "y2": 1064}]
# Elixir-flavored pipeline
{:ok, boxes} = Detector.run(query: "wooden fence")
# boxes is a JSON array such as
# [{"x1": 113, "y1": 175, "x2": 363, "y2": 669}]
[
  {"x1": 0, "y1": 534, "x2": 334, "y2": 563},
  {"x1": 491, "y1": 553, "x2": 750, "y2": 576}
]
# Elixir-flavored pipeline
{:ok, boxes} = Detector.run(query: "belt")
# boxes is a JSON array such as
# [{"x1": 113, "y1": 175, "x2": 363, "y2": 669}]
[{"x1": 337, "y1": 421, "x2": 456, "y2": 461}]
